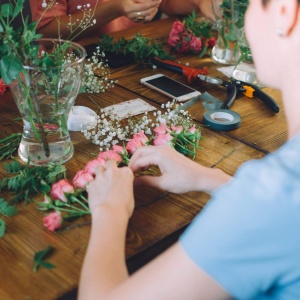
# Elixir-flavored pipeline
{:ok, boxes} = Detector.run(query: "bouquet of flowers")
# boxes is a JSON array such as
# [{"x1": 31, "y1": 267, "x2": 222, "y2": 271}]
[{"x1": 168, "y1": 11, "x2": 216, "y2": 57}]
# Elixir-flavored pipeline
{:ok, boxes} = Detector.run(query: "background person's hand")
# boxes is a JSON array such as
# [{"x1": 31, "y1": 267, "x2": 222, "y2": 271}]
[
  {"x1": 121, "y1": 0, "x2": 161, "y2": 22},
  {"x1": 87, "y1": 160, "x2": 135, "y2": 218},
  {"x1": 129, "y1": 145, "x2": 232, "y2": 194}
]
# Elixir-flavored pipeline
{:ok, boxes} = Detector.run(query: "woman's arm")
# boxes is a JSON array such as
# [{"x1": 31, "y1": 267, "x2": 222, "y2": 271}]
[
  {"x1": 37, "y1": 0, "x2": 161, "y2": 40},
  {"x1": 78, "y1": 160, "x2": 230, "y2": 299},
  {"x1": 160, "y1": 0, "x2": 214, "y2": 20}
]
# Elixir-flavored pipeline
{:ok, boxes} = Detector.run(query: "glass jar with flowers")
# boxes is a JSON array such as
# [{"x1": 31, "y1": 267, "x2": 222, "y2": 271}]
[
  {"x1": 231, "y1": 0, "x2": 262, "y2": 85},
  {"x1": 211, "y1": 0, "x2": 241, "y2": 65},
  {"x1": 0, "y1": 1, "x2": 86, "y2": 165}
]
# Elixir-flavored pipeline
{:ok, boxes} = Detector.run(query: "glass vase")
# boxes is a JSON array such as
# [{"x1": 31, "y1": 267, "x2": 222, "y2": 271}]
[
  {"x1": 211, "y1": 0, "x2": 241, "y2": 65},
  {"x1": 10, "y1": 39, "x2": 86, "y2": 166},
  {"x1": 231, "y1": 0, "x2": 262, "y2": 86}
]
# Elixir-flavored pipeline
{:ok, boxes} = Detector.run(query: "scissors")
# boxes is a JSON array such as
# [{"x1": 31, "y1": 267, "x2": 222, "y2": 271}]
[{"x1": 151, "y1": 57, "x2": 279, "y2": 113}]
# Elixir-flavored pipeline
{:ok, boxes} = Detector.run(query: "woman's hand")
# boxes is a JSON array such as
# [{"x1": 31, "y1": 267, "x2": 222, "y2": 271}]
[
  {"x1": 129, "y1": 145, "x2": 232, "y2": 194},
  {"x1": 119, "y1": 0, "x2": 162, "y2": 22},
  {"x1": 87, "y1": 160, "x2": 135, "y2": 218}
]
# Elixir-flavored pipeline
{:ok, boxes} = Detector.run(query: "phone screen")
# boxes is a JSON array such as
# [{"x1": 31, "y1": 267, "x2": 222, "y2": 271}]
[{"x1": 145, "y1": 76, "x2": 196, "y2": 97}]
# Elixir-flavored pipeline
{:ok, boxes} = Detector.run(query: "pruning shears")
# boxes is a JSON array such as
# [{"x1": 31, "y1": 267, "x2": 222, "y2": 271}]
[{"x1": 151, "y1": 56, "x2": 279, "y2": 113}]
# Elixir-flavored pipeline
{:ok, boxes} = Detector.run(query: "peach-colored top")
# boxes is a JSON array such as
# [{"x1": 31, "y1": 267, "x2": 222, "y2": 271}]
[{"x1": 30, "y1": 0, "x2": 136, "y2": 34}]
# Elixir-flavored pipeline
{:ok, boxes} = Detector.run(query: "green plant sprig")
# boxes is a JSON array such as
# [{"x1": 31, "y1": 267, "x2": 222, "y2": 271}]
[
  {"x1": 99, "y1": 33, "x2": 174, "y2": 63},
  {"x1": 0, "y1": 133, "x2": 22, "y2": 160},
  {"x1": 0, "y1": 160, "x2": 66, "y2": 204},
  {"x1": 33, "y1": 245, "x2": 55, "y2": 272}
]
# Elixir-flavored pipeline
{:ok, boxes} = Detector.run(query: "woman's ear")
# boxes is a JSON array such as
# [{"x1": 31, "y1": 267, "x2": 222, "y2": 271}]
[{"x1": 274, "y1": 0, "x2": 298, "y2": 37}]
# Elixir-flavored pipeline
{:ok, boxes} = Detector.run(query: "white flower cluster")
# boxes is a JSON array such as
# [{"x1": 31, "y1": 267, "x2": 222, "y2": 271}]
[
  {"x1": 83, "y1": 47, "x2": 116, "y2": 94},
  {"x1": 63, "y1": 46, "x2": 115, "y2": 94},
  {"x1": 67, "y1": 3, "x2": 96, "y2": 33},
  {"x1": 82, "y1": 99, "x2": 198, "y2": 152}
]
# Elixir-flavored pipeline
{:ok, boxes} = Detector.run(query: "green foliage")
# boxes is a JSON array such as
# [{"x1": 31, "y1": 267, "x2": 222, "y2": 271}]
[
  {"x1": 0, "y1": 218, "x2": 5, "y2": 238},
  {"x1": 0, "y1": 1, "x2": 42, "y2": 84},
  {"x1": 0, "y1": 160, "x2": 66, "y2": 204},
  {"x1": 0, "y1": 133, "x2": 22, "y2": 160},
  {"x1": 33, "y1": 245, "x2": 55, "y2": 272},
  {"x1": 99, "y1": 33, "x2": 174, "y2": 63},
  {"x1": 0, "y1": 198, "x2": 18, "y2": 217},
  {"x1": 183, "y1": 10, "x2": 213, "y2": 38}
]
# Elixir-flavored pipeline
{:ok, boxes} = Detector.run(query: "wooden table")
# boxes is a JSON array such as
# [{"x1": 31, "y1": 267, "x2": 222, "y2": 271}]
[{"x1": 0, "y1": 17, "x2": 286, "y2": 299}]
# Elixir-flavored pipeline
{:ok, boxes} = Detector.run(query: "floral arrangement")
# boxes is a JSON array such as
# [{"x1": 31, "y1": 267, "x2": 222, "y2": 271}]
[
  {"x1": 168, "y1": 11, "x2": 216, "y2": 57},
  {"x1": 39, "y1": 100, "x2": 202, "y2": 231}
]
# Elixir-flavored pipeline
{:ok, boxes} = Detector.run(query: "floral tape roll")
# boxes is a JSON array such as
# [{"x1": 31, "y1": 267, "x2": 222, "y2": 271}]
[{"x1": 203, "y1": 109, "x2": 241, "y2": 131}]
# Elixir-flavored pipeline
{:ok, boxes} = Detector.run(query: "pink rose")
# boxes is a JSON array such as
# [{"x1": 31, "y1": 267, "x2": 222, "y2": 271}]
[
  {"x1": 133, "y1": 130, "x2": 148, "y2": 145},
  {"x1": 112, "y1": 145, "x2": 126, "y2": 154},
  {"x1": 50, "y1": 179, "x2": 74, "y2": 202},
  {"x1": 153, "y1": 133, "x2": 174, "y2": 146},
  {"x1": 98, "y1": 150, "x2": 122, "y2": 163},
  {"x1": 84, "y1": 158, "x2": 106, "y2": 175},
  {"x1": 171, "y1": 125, "x2": 183, "y2": 134},
  {"x1": 126, "y1": 138, "x2": 144, "y2": 154},
  {"x1": 189, "y1": 126, "x2": 197, "y2": 134},
  {"x1": 43, "y1": 211, "x2": 62, "y2": 231},
  {"x1": 189, "y1": 35, "x2": 202, "y2": 53},
  {"x1": 172, "y1": 21, "x2": 185, "y2": 34},
  {"x1": 154, "y1": 124, "x2": 171, "y2": 135},
  {"x1": 168, "y1": 34, "x2": 180, "y2": 47},
  {"x1": 0, "y1": 78, "x2": 7, "y2": 95},
  {"x1": 206, "y1": 37, "x2": 217, "y2": 48},
  {"x1": 72, "y1": 170, "x2": 94, "y2": 189},
  {"x1": 178, "y1": 39, "x2": 189, "y2": 53}
]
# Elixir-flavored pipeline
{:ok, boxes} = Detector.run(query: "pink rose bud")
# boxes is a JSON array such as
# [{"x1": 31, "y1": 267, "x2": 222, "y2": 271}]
[
  {"x1": 154, "y1": 124, "x2": 171, "y2": 136},
  {"x1": 172, "y1": 21, "x2": 185, "y2": 34},
  {"x1": 0, "y1": 78, "x2": 7, "y2": 95},
  {"x1": 72, "y1": 170, "x2": 94, "y2": 189},
  {"x1": 43, "y1": 211, "x2": 62, "y2": 231},
  {"x1": 84, "y1": 158, "x2": 106, "y2": 175},
  {"x1": 153, "y1": 133, "x2": 174, "y2": 146},
  {"x1": 189, "y1": 126, "x2": 197, "y2": 134},
  {"x1": 171, "y1": 125, "x2": 183, "y2": 134},
  {"x1": 168, "y1": 34, "x2": 180, "y2": 47},
  {"x1": 126, "y1": 138, "x2": 144, "y2": 154},
  {"x1": 98, "y1": 150, "x2": 122, "y2": 163},
  {"x1": 50, "y1": 179, "x2": 74, "y2": 202},
  {"x1": 112, "y1": 145, "x2": 126, "y2": 154},
  {"x1": 133, "y1": 130, "x2": 148, "y2": 145}
]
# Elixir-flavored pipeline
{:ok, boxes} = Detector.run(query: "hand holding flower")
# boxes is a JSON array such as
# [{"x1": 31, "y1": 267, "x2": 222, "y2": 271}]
[{"x1": 87, "y1": 161, "x2": 134, "y2": 218}]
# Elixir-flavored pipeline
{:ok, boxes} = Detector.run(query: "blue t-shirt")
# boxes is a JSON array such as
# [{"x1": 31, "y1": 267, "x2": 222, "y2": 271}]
[{"x1": 180, "y1": 134, "x2": 300, "y2": 299}]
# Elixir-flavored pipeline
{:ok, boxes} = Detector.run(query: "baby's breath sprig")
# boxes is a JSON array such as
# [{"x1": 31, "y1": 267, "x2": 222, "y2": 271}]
[{"x1": 82, "y1": 99, "x2": 200, "y2": 152}]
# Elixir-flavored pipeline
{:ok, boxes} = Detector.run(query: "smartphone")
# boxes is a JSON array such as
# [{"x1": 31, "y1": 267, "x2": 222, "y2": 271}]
[{"x1": 140, "y1": 74, "x2": 201, "y2": 102}]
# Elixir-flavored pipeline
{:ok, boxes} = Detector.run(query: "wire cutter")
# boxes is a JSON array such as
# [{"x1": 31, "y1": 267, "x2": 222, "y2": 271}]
[{"x1": 151, "y1": 57, "x2": 279, "y2": 113}]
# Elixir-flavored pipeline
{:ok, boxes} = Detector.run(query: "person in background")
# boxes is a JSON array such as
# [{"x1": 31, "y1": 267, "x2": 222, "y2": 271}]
[
  {"x1": 30, "y1": 0, "x2": 214, "y2": 39},
  {"x1": 79, "y1": 0, "x2": 300, "y2": 298}
]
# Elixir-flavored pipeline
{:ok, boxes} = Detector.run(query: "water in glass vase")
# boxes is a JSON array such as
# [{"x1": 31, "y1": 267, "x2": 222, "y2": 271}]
[{"x1": 18, "y1": 95, "x2": 75, "y2": 166}]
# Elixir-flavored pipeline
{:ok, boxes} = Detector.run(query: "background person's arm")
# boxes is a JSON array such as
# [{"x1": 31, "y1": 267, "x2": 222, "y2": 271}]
[
  {"x1": 36, "y1": 0, "x2": 161, "y2": 40},
  {"x1": 160, "y1": 0, "x2": 214, "y2": 20}
]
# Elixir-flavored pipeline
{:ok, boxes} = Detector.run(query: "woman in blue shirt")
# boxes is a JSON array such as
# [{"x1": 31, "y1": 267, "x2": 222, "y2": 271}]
[{"x1": 79, "y1": 0, "x2": 300, "y2": 298}]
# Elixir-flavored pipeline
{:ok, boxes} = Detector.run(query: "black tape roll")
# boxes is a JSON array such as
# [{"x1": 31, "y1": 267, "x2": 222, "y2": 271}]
[{"x1": 203, "y1": 109, "x2": 241, "y2": 131}]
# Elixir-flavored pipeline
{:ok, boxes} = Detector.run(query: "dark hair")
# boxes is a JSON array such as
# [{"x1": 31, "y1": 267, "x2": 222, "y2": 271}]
[{"x1": 262, "y1": 0, "x2": 300, "y2": 6}]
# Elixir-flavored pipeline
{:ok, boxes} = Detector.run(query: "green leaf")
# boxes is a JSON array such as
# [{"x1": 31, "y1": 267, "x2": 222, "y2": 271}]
[
  {"x1": 33, "y1": 245, "x2": 55, "y2": 272},
  {"x1": 0, "y1": 198, "x2": 18, "y2": 216},
  {"x1": 0, "y1": 219, "x2": 5, "y2": 238},
  {"x1": 1, "y1": 3, "x2": 13, "y2": 18},
  {"x1": 13, "y1": 0, "x2": 25, "y2": 18},
  {"x1": 0, "y1": 55, "x2": 23, "y2": 84}
]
